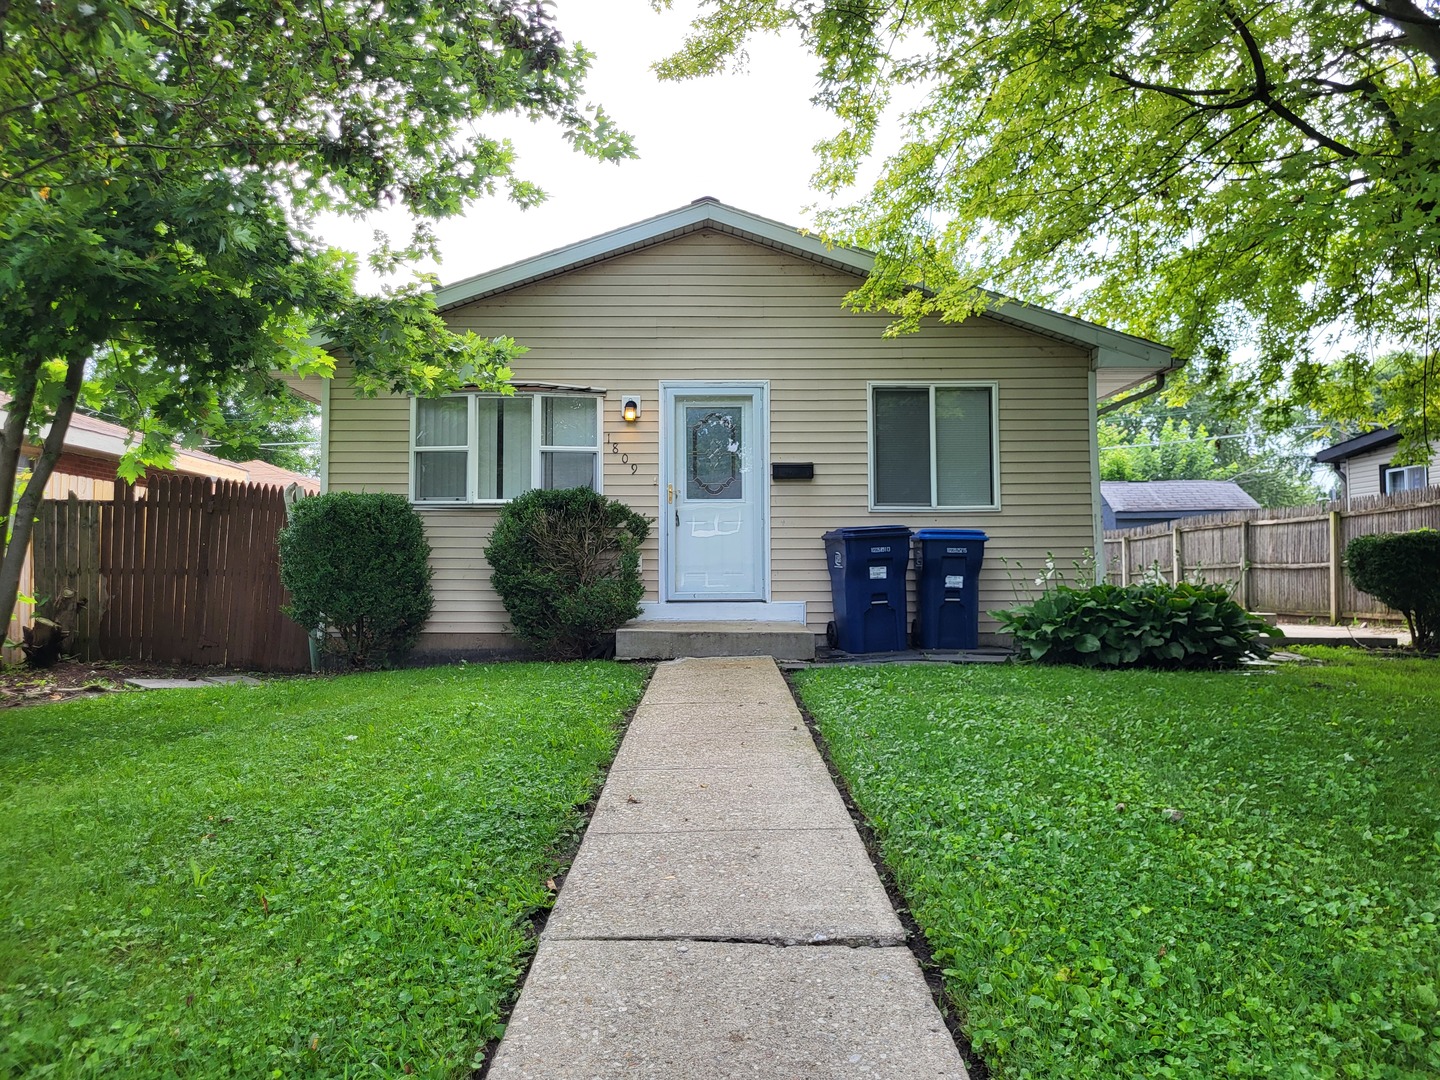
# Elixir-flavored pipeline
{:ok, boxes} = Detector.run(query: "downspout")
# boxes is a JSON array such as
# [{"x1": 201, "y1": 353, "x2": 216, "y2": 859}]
[{"x1": 1088, "y1": 367, "x2": 1104, "y2": 583}]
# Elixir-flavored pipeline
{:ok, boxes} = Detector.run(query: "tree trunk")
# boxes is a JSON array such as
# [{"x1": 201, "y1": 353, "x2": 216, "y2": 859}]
[
  {"x1": 0, "y1": 356, "x2": 85, "y2": 647},
  {"x1": 1, "y1": 367, "x2": 39, "y2": 543}
]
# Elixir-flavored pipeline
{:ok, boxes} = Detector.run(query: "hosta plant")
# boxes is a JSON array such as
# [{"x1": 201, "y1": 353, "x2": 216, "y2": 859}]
[{"x1": 994, "y1": 580, "x2": 1281, "y2": 668}]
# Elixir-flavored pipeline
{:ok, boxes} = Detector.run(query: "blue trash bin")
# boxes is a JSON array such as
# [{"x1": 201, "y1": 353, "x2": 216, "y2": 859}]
[
  {"x1": 912, "y1": 529, "x2": 989, "y2": 649},
  {"x1": 821, "y1": 526, "x2": 913, "y2": 653}
]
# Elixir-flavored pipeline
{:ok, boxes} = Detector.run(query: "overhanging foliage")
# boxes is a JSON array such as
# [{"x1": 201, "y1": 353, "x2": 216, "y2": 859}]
[{"x1": 657, "y1": 0, "x2": 1440, "y2": 450}]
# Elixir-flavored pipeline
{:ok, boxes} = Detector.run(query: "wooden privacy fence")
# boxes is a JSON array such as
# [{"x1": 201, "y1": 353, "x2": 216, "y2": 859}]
[
  {"x1": 1102, "y1": 487, "x2": 1440, "y2": 622},
  {"x1": 27, "y1": 474, "x2": 310, "y2": 671}
]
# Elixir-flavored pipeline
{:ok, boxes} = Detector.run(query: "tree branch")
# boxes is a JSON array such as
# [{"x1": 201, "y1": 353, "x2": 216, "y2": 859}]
[
  {"x1": 1355, "y1": 0, "x2": 1440, "y2": 69},
  {"x1": 1225, "y1": 7, "x2": 1364, "y2": 158},
  {"x1": 1108, "y1": 68, "x2": 1256, "y2": 111}
]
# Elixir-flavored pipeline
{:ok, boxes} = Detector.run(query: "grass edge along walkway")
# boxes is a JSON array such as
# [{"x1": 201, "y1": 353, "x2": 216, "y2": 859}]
[
  {"x1": 794, "y1": 649, "x2": 1440, "y2": 1080},
  {"x1": 0, "y1": 661, "x2": 648, "y2": 1080}
]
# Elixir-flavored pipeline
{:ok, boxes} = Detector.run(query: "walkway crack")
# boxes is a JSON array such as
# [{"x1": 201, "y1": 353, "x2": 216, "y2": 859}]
[{"x1": 542, "y1": 932, "x2": 909, "y2": 949}]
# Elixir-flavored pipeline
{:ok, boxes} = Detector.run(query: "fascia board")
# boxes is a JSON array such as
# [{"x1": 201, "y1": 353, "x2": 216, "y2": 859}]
[
  {"x1": 976, "y1": 295, "x2": 1174, "y2": 369},
  {"x1": 432, "y1": 200, "x2": 875, "y2": 311}
]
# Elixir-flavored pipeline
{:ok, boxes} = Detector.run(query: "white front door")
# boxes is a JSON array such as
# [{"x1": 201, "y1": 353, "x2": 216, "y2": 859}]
[{"x1": 664, "y1": 384, "x2": 768, "y2": 601}]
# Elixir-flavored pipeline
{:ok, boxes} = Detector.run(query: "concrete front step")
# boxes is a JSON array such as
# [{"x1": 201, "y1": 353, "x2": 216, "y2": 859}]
[{"x1": 616, "y1": 620, "x2": 816, "y2": 661}]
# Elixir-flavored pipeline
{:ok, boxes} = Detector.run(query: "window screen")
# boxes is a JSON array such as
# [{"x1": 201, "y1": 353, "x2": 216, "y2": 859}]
[
  {"x1": 873, "y1": 388, "x2": 932, "y2": 506},
  {"x1": 935, "y1": 387, "x2": 994, "y2": 506},
  {"x1": 872, "y1": 384, "x2": 996, "y2": 508}
]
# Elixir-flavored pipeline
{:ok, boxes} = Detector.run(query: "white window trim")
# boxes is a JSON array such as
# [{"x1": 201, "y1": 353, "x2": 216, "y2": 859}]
[
  {"x1": 867, "y1": 380, "x2": 1001, "y2": 512},
  {"x1": 408, "y1": 391, "x2": 603, "y2": 506},
  {"x1": 1385, "y1": 463, "x2": 1428, "y2": 495}
]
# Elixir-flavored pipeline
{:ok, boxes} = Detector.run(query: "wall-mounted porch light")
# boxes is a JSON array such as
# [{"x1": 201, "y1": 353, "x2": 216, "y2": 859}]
[{"x1": 620, "y1": 394, "x2": 642, "y2": 424}]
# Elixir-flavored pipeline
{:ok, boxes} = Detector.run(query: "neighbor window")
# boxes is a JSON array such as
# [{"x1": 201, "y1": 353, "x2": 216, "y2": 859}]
[
  {"x1": 1384, "y1": 464, "x2": 1428, "y2": 495},
  {"x1": 870, "y1": 383, "x2": 998, "y2": 509},
  {"x1": 411, "y1": 393, "x2": 601, "y2": 503}
]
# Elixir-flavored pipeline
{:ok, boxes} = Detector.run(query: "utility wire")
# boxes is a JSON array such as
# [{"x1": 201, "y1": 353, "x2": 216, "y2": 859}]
[{"x1": 1101, "y1": 431, "x2": 1258, "y2": 451}]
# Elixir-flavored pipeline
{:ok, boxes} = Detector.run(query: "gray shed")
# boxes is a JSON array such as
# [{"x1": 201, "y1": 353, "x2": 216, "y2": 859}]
[{"x1": 1101, "y1": 480, "x2": 1260, "y2": 531}]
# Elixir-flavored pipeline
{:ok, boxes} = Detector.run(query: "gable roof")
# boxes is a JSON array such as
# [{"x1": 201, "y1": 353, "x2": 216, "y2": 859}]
[
  {"x1": 427, "y1": 198, "x2": 1180, "y2": 399},
  {"x1": 1101, "y1": 480, "x2": 1260, "y2": 513},
  {"x1": 1312, "y1": 427, "x2": 1401, "y2": 464}
]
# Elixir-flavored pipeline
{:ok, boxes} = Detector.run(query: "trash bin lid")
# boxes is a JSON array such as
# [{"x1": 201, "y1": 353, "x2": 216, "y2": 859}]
[
  {"x1": 913, "y1": 528, "x2": 989, "y2": 541},
  {"x1": 822, "y1": 525, "x2": 914, "y2": 541}
]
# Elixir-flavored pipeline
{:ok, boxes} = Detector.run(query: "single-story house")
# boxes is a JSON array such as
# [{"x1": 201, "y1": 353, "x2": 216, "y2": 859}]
[
  {"x1": 1101, "y1": 480, "x2": 1260, "y2": 531},
  {"x1": 301, "y1": 198, "x2": 1181, "y2": 653},
  {"x1": 1314, "y1": 427, "x2": 1438, "y2": 506}
]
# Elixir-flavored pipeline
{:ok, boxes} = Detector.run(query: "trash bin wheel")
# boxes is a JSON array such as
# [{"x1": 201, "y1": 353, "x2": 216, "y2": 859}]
[{"x1": 826, "y1": 620, "x2": 839, "y2": 649}]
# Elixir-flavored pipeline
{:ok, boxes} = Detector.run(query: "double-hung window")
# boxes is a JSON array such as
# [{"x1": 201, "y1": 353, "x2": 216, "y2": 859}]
[
  {"x1": 411, "y1": 393, "x2": 602, "y2": 504},
  {"x1": 869, "y1": 383, "x2": 999, "y2": 510},
  {"x1": 1384, "y1": 464, "x2": 1428, "y2": 494}
]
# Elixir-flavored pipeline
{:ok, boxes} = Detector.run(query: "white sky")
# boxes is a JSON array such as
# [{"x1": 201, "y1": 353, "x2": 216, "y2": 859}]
[{"x1": 315, "y1": 0, "x2": 844, "y2": 293}]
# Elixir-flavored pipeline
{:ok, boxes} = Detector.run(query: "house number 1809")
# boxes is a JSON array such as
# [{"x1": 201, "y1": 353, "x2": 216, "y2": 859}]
[{"x1": 611, "y1": 442, "x2": 637, "y2": 474}]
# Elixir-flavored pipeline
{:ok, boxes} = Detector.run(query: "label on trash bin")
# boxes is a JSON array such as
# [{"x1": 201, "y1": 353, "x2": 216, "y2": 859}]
[
  {"x1": 870, "y1": 545, "x2": 891, "y2": 554},
  {"x1": 945, "y1": 574, "x2": 965, "y2": 589},
  {"x1": 869, "y1": 566, "x2": 887, "y2": 580},
  {"x1": 946, "y1": 546, "x2": 969, "y2": 555},
  {"x1": 832, "y1": 551, "x2": 843, "y2": 569}
]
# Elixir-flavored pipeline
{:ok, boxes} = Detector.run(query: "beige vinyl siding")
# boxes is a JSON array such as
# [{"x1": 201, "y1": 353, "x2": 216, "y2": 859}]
[
  {"x1": 327, "y1": 229, "x2": 1096, "y2": 641},
  {"x1": 1342, "y1": 444, "x2": 1440, "y2": 503}
]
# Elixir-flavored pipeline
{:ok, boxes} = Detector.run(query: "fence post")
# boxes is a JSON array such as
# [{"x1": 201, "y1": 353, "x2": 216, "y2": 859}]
[
  {"x1": 1171, "y1": 523, "x2": 1182, "y2": 584},
  {"x1": 1120, "y1": 536, "x2": 1130, "y2": 586},
  {"x1": 1328, "y1": 510, "x2": 1342, "y2": 624},
  {"x1": 1238, "y1": 520, "x2": 1250, "y2": 610}
]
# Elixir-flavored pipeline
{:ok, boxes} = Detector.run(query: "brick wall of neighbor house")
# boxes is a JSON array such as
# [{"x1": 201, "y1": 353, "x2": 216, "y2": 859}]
[
  {"x1": 325, "y1": 229, "x2": 1096, "y2": 648},
  {"x1": 1340, "y1": 442, "x2": 1440, "y2": 502}
]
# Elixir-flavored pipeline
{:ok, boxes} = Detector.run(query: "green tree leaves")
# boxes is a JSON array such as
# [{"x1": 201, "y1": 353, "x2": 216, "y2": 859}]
[
  {"x1": 659, "y1": 0, "x2": 1440, "y2": 444},
  {"x1": 1, "y1": 0, "x2": 633, "y2": 640}
]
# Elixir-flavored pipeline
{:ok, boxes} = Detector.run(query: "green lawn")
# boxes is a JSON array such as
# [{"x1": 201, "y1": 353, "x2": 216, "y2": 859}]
[
  {"x1": 0, "y1": 662, "x2": 647, "y2": 1079},
  {"x1": 795, "y1": 650, "x2": 1440, "y2": 1080}
]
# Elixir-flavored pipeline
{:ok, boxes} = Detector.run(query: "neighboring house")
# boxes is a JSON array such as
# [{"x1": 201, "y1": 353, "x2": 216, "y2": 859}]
[
  {"x1": 1, "y1": 393, "x2": 319, "y2": 498},
  {"x1": 308, "y1": 198, "x2": 1181, "y2": 652},
  {"x1": 1101, "y1": 480, "x2": 1260, "y2": 531},
  {"x1": 1314, "y1": 427, "x2": 1439, "y2": 506}
]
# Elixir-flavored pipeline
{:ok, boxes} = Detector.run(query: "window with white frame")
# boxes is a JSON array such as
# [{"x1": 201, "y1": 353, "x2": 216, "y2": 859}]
[
  {"x1": 870, "y1": 383, "x2": 998, "y2": 509},
  {"x1": 1384, "y1": 464, "x2": 1428, "y2": 494},
  {"x1": 411, "y1": 393, "x2": 601, "y2": 503}
]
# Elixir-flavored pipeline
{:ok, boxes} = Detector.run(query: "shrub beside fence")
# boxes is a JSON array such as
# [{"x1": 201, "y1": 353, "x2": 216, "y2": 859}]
[
  {"x1": 1102, "y1": 487, "x2": 1440, "y2": 622},
  {"x1": 22, "y1": 474, "x2": 310, "y2": 671}
]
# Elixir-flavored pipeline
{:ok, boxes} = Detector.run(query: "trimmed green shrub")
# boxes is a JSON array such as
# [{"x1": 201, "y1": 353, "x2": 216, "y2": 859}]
[
  {"x1": 484, "y1": 487, "x2": 650, "y2": 659},
  {"x1": 279, "y1": 492, "x2": 433, "y2": 667},
  {"x1": 1346, "y1": 528, "x2": 1440, "y2": 651},
  {"x1": 994, "y1": 580, "x2": 1281, "y2": 667}
]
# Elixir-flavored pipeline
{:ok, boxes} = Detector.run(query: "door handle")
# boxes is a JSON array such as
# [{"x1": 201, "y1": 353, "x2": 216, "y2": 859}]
[{"x1": 667, "y1": 484, "x2": 674, "y2": 503}]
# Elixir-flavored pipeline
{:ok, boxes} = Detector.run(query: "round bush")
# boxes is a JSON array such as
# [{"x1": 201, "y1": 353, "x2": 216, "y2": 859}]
[
  {"x1": 484, "y1": 487, "x2": 650, "y2": 659},
  {"x1": 279, "y1": 492, "x2": 433, "y2": 667},
  {"x1": 1346, "y1": 529, "x2": 1440, "y2": 652}
]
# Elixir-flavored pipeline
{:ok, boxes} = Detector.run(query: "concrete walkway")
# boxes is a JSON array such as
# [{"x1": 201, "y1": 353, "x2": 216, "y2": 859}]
[{"x1": 489, "y1": 656, "x2": 968, "y2": 1078}]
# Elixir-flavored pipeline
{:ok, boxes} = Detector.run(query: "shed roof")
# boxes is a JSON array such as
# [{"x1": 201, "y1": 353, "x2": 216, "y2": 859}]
[{"x1": 1100, "y1": 480, "x2": 1260, "y2": 513}]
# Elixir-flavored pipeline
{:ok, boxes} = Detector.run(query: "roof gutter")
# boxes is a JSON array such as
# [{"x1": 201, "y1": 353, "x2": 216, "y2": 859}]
[{"x1": 1097, "y1": 372, "x2": 1167, "y2": 416}]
